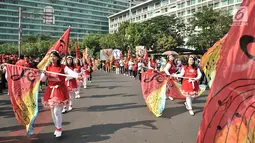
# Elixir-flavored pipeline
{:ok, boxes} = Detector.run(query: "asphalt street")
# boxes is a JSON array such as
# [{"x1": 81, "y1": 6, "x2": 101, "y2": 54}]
[{"x1": 0, "y1": 71, "x2": 208, "y2": 143}]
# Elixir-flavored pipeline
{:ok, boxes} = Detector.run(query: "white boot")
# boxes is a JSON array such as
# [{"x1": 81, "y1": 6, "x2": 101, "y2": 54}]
[
  {"x1": 62, "y1": 107, "x2": 67, "y2": 113},
  {"x1": 68, "y1": 105, "x2": 73, "y2": 111},
  {"x1": 55, "y1": 130, "x2": 62, "y2": 137},
  {"x1": 168, "y1": 96, "x2": 174, "y2": 101}
]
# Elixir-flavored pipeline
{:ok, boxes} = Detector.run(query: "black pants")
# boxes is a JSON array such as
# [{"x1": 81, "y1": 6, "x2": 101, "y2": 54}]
[
  {"x1": 88, "y1": 72, "x2": 92, "y2": 81},
  {"x1": 138, "y1": 71, "x2": 142, "y2": 81},
  {"x1": 124, "y1": 68, "x2": 128, "y2": 75},
  {"x1": 129, "y1": 70, "x2": 132, "y2": 76},
  {"x1": 0, "y1": 80, "x2": 2, "y2": 93},
  {"x1": 120, "y1": 66, "x2": 124, "y2": 74},
  {"x1": 1, "y1": 73, "x2": 6, "y2": 89},
  {"x1": 133, "y1": 71, "x2": 137, "y2": 78}
]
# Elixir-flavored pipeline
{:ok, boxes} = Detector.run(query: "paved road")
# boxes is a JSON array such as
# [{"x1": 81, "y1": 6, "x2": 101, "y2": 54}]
[{"x1": 0, "y1": 71, "x2": 208, "y2": 143}]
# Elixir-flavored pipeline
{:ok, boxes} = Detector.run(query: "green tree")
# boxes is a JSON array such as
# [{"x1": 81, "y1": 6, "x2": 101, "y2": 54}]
[
  {"x1": 82, "y1": 34, "x2": 103, "y2": 57},
  {"x1": 99, "y1": 34, "x2": 116, "y2": 49},
  {"x1": 155, "y1": 34, "x2": 177, "y2": 52},
  {"x1": 143, "y1": 15, "x2": 186, "y2": 50},
  {"x1": 187, "y1": 7, "x2": 232, "y2": 50}
]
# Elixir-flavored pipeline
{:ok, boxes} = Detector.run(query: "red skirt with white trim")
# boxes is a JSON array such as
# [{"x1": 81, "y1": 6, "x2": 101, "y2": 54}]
[
  {"x1": 65, "y1": 79, "x2": 78, "y2": 91},
  {"x1": 181, "y1": 79, "x2": 200, "y2": 97},
  {"x1": 42, "y1": 85, "x2": 69, "y2": 108}
]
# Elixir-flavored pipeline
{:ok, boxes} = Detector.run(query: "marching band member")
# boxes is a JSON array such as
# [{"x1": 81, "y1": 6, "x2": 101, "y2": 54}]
[
  {"x1": 62, "y1": 56, "x2": 78, "y2": 113},
  {"x1": 40, "y1": 50, "x2": 81, "y2": 137},
  {"x1": 75, "y1": 59, "x2": 82, "y2": 99},
  {"x1": 147, "y1": 55, "x2": 157, "y2": 73},
  {"x1": 81, "y1": 61, "x2": 90, "y2": 89},
  {"x1": 164, "y1": 54, "x2": 176, "y2": 101},
  {"x1": 174, "y1": 56, "x2": 202, "y2": 116},
  {"x1": 115, "y1": 59, "x2": 120, "y2": 74}
]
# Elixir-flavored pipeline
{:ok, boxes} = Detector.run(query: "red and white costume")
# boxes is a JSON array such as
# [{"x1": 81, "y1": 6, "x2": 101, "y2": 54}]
[
  {"x1": 63, "y1": 66, "x2": 78, "y2": 112},
  {"x1": 41, "y1": 64, "x2": 78, "y2": 107},
  {"x1": 176, "y1": 65, "x2": 202, "y2": 116},
  {"x1": 115, "y1": 60, "x2": 120, "y2": 74},
  {"x1": 147, "y1": 59, "x2": 157, "y2": 73},
  {"x1": 75, "y1": 65, "x2": 82, "y2": 98},
  {"x1": 65, "y1": 66, "x2": 78, "y2": 91},
  {"x1": 40, "y1": 64, "x2": 78, "y2": 136},
  {"x1": 179, "y1": 66, "x2": 201, "y2": 97},
  {"x1": 164, "y1": 61, "x2": 177, "y2": 100},
  {"x1": 81, "y1": 64, "x2": 90, "y2": 88}
]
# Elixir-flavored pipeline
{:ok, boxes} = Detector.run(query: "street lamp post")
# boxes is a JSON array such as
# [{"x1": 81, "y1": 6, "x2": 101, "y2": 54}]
[
  {"x1": 18, "y1": 7, "x2": 22, "y2": 58},
  {"x1": 129, "y1": 0, "x2": 132, "y2": 22},
  {"x1": 17, "y1": 6, "x2": 54, "y2": 58}
]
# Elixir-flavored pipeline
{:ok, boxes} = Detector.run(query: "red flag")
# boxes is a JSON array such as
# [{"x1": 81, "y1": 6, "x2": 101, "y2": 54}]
[
  {"x1": 37, "y1": 27, "x2": 71, "y2": 70},
  {"x1": 144, "y1": 49, "x2": 148, "y2": 62},
  {"x1": 197, "y1": 1, "x2": 255, "y2": 142},
  {"x1": 75, "y1": 43, "x2": 81, "y2": 59},
  {"x1": 46, "y1": 27, "x2": 70, "y2": 55}
]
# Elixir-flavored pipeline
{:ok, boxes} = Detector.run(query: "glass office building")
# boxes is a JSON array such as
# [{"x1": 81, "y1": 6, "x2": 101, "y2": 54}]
[
  {"x1": 0, "y1": 0, "x2": 130, "y2": 43},
  {"x1": 109, "y1": 0, "x2": 242, "y2": 33}
]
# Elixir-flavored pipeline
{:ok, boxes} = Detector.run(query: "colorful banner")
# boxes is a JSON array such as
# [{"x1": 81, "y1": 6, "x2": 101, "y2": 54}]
[
  {"x1": 37, "y1": 27, "x2": 71, "y2": 70},
  {"x1": 100, "y1": 49, "x2": 112, "y2": 61},
  {"x1": 6, "y1": 64, "x2": 41, "y2": 136},
  {"x1": 112, "y1": 49, "x2": 121, "y2": 60},
  {"x1": 136, "y1": 46, "x2": 145, "y2": 58},
  {"x1": 201, "y1": 37, "x2": 226, "y2": 88},
  {"x1": 197, "y1": 1, "x2": 255, "y2": 142},
  {"x1": 141, "y1": 71, "x2": 167, "y2": 117}
]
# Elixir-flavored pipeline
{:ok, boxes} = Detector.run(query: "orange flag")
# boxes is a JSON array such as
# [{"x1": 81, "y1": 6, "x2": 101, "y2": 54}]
[
  {"x1": 127, "y1": 49, "x2": 131, "y2": 60},
  {"x1": 83, "y1": 48, "x2": 89, "y2": 61},
  {"x1": 37, "y1": 27, "x2": 70, "y2": 70},
  {"x1": 197, "y1": 1, "x2": 255, "y2": 143}
]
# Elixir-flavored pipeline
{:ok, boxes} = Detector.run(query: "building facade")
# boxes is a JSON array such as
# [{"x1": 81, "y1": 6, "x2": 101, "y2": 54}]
[
  {"x1": 109, "y1": 0, "x2": 243, "y2": 34},
  {"x1": 0, "y1": 0, "x2": 131, "y2": 43}
]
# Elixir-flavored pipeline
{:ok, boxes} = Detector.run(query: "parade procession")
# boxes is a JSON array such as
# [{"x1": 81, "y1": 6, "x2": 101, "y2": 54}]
[{"x1": 0, "y1": 0, "x2": 255, "y2": 142}]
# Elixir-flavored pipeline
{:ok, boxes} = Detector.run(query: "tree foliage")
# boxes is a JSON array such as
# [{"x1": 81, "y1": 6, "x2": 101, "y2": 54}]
[
  {"x1": 0, "y1": 8, "x2": 233, "y2": 55},
  {"x1": 187, "y1": 7, "x2": 232, "y2": 50}
]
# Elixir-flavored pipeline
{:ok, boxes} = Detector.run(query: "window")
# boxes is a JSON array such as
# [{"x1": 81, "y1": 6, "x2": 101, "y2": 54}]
[{"x1": 43, "y1": 6, "x2": 55, "y2": 24}]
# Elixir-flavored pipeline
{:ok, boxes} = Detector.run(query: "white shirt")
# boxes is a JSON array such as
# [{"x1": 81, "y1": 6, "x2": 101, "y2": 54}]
[
  {"x1": 119, "y1": 60, "x2": 124, "y2": 66},
  {"x1": 138, "y1": 62, "x2": 144, "y2": 71}
]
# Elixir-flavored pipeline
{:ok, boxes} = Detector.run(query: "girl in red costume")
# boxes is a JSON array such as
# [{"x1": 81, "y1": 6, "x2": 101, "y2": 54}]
[
  {"x1": 174, "y1": 56, "x2": 202, "y2": 116},
  {"x1": 62, "y1": 56, "x2": 78, "y2": 113},
  {"x1": 40, "y1": 50, "x2": 80, "y2": 137},
  {"x1": 115, "y1": 60, "x2": 120, "y2": 74},
  {"x1": 88, "y1": 58, "x2": 93, "y2": 83},
  {"x1": 81, "y1": 61, "x2": 90, "y2": 89},
  {"x1": 164, "y1": 54, "x2": 176, "y2": 101},
  {"x1": 75, "y1": 59, "x2": 82, "y2": 99},
  {"x1": 147, "y1": 55, "x2": 157, "y2": 73},
  {"x1": 124, "y1": 59, "x2": 128, "y2": 76}
]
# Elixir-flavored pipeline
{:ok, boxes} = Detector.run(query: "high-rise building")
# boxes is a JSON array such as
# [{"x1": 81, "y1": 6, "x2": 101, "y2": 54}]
[
  {"x1": 109, "y1": 0, "x2": 243, "y2": 34},
  {"x1": 0, "y1": 0, "x2": 131, "y2": 43}
]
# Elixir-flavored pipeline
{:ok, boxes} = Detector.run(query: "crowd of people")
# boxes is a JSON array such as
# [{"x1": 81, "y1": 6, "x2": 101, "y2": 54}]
[
  {"x1": 0, "y1": 51, "x2": 208, "y2": 138},
  {"x1": 97, "y1": 55, "x2": 207, "y2": 85}
]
